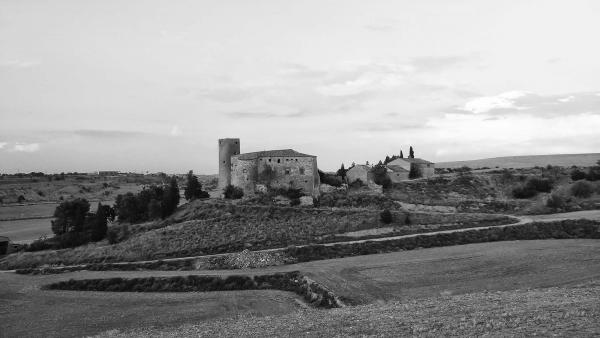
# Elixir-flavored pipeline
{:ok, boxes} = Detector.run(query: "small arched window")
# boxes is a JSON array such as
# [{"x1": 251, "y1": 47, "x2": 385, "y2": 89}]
[{"x1": 277, "y1": 159, "x2": 281, "y2": 163}]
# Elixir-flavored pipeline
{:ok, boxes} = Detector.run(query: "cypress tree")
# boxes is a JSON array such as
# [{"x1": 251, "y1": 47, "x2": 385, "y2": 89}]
[
  {"x1": 409, "y1": 146, "x2": 414, "y2": 158},
  {"x1": 400, "y1": 150, "x2": 404, "y2": 158}
]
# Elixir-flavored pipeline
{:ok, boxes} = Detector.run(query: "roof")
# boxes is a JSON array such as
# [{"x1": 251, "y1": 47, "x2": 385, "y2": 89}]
[
  {"x1": 386, "y1": 165, "x2": 409, "y2": 172},
  {"x1": 236, "y1": 149, "x2": 315, "y2": 160},
  {"x1": 388, "y1": 158, "x2": 434, "y2": 165},
  {"x1": 0, "y1": 236, "x2": 9, "y2": 242},
  {"x1": 348, "y1": 164, "x2": 372, "y2": 171}
]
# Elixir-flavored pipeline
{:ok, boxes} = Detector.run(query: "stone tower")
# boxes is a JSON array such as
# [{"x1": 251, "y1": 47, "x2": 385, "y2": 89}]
[{"x1": 218, "y1": 138, "x2": 240, "y2": 189}]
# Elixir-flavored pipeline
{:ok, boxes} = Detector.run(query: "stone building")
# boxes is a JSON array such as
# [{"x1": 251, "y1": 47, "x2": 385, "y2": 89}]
[
  {"x1": 345, "y1": 164, "x2": 373, "y2": 185},
  {"x1": 387, "y1": 158, "x2": 435, "y2": 178},
  {"x1": 218, "y1": 139, "x2": 320, "y2": 197},
  {"x1": 386, "y1": 165, "x2": 410, "y2": 183}
]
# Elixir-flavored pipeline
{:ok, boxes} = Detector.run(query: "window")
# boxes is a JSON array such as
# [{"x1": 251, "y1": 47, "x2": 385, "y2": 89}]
[
  {"x1": 223, "y1": 161, "x2": 225, "y2": 164},
  {"x1": 277, "y1": 159, "x2": 281, "y2": 163},
  {"x1": 299, "y1": 168, "x2": 305, "y2": 175},
  {"x1": 295, "y1": 159, "x2": 298, "y2": 162},
  {"x1": 286, "y1": 158, "x2": 289, "y2": 161},
  {"x1": 269, "y1": 159, "x2": 272, "y2": 162},
  {"x1": 243, "y1": 169, "x2": 247, "y2": 173},
  {"x1": 285, "y1": 169, "x2": 291, "y2": 175}
]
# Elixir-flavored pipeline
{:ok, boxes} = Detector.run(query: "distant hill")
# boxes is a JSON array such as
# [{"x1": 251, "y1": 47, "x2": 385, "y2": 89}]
[{"x1": 437, "y1": 153, "x2": 600, "y2": 169}]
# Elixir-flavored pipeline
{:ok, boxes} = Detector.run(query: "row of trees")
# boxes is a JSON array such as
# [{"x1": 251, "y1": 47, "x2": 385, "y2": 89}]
[{"x1": 114, "y1": 177, "x2": 180, "y2": 223}]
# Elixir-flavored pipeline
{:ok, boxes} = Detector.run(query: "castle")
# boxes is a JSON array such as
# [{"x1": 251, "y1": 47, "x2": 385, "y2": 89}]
[{"x1": 218, "y1": 138, "x2": 320, "y2": 197}]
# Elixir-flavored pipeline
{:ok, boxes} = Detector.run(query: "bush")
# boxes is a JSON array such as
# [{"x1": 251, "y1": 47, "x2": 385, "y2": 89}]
[
  {"x1": 546, "y1": 193, "x2": 566, "y2": 210},
  {"x1": 571, "y1": 181, "x2": 594, "y2": 198},
  {"x1": 512, "y1": 177, "x2": 554, "y2": 199},
  {"x1": 284, "y1": 220, "x2": 600, "y2": 264},
  {"x1": 318, "y1": 170, "x2": 343, "y2": 187},
  {"x1": 512, "y1": 186, "x2": 537, "y2": 199},
  {"x1": 571, "y1": 169, "x2": 587, "y2": 181},
  {"x1": 43, "y1": 271, "x2": 342, "y2": 309},
  {"x1": 223, "y1": 185, "x2": 244, "y2": 199},
  {"x1": 380, "y1": 209, "x2": 393, "y2": 224},
  {"x1": 526, "y1": 177, "x2": 553, "y2": 193},
  {"x1": 371, "y1": 165, "x2": 392, "y2": 188}
]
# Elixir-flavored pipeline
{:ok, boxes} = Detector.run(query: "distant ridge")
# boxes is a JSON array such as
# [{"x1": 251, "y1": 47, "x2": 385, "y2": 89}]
[{"x1": 437, "y1": 153, "x2": 600, "y2": 169}]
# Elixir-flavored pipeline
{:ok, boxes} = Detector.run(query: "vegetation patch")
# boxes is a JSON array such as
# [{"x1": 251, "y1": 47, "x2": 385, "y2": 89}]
[
  {"x1": 283, "y1": 220, "x2": 600, "y2": 263},
  {"x1": 42, "y1": 271, "x2": 342, "y2": 308}
]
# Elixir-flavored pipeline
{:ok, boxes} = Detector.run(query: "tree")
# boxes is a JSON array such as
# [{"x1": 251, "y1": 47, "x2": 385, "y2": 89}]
[
  {"x1": 336, "y1": 163, "x2": 347, "y2": 179},
  {"x1": 85, "y1": 203, "x2": 108, "y2": 242},
  {"x1": 409, "y1": 146, "x2": 414, "y2": 158},
  {"x1": 51, "y1": 198, "x2": 91, "y2": 235},
  {"x1": 184, "y1": 170, "x2": 209, "y2": 201},
  {"x1": 380, "y1": 209, "x2": 393, "y2": 224},
  {"x1": 384, "y1": 156, "x2": 391, "y2": 165},
  {"x1": 409, "y1": 164, "x2": 422, "y2": 179},
  {"x1": 400, "y1": 151, "x2": 404, "y2": 158},
  {"x1": 371, "y1": 164, "x2": 392, "y2": 188},
  {"x1": 161, "y1": 176, "x2": 180, "y2": 218}
]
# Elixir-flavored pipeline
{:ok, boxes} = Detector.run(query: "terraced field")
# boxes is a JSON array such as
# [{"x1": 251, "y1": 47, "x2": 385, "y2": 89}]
[{"x1": 1, "y1": 239, "x2": 599, "y2": 337}]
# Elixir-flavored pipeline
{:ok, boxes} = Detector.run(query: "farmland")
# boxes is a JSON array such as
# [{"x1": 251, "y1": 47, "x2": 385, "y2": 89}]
[
  {"x1": 437, "y1": 153, "x2": 600, "y2": 169},
  {"x1": 1, "y1": 239, "x2": 599, "y2": 337}
]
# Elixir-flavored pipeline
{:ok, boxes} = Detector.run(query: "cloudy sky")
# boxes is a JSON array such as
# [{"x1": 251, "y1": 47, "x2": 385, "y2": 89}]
[{"x1": 1, "y1": 0, "x2": 600, "y2": 174}]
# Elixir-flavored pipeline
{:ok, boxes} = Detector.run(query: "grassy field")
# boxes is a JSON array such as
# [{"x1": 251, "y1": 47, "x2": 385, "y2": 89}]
[
  {"x1": 0, "y1": 218, "x2": 53, "y2": 243},
  {"x1": 0, "y1": 271, "x2": 303, "y2": 338},
  {"x1": 97, "y1": 282, "x2": 600, "y2": 337},
  {"x1": 1, "y1": 239, "x2": 598, "y2": 337},
  {"x1": 0, "y1": 201, "x2": 113, "y2": 243},
  {"x1": 0, "y1": 203, "x2": 58, "y2": 220},
  {"x1": 437, "y1": 153, "x2": 600, "y2": 169}
]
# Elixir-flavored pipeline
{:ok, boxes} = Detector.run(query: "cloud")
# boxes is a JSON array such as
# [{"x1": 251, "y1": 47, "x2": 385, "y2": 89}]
[
  {"x1": 225, "y1": 111, "x2": 304, "y2": 119},
  {"x1": 460, "y1": 91, "x2": 530, "y2": 114},
  {"x1": 73, "y1": 130, "x2": 148, "y2": 139},
  {"x1": 12, "y1": 143, "x2": 40, "y2": 152},
  {"x1": 170, "y1": 125, "x2": 182, "y2": 136},
  {"x1": 457, "y1": 91, "x2": 600, "y2": 117},
  {"x1": 557, "y1": 95, "x2": 575, "y2": 103},
  {"x1": 0, "y1": 59, "x2": 41, "y2": 69},
  {"x1": 364, "y1": 24, "x2": 395, "y2": 32},
  {"x1": 0, "y1": 142, "x2": 7, "y2": 149}
]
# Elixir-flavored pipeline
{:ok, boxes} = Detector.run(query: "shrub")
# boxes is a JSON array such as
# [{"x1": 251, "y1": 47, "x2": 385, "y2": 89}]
[
  {"x1": 512, "y1": 177, "x2": 554, "y2": 199},
  {"x1": 571, "y1": 169, "x2": 587, "y2": 181},
  {"x1": 571, "y1": 181, "x2": 594, "y2": 198},
  {"x1": 380, "y1": 209, "x2": 393, "y2": 224},
  {"x1": 512, "y1": 186, "x2": 537, "y2": 199},
  {"x1": 371, "y1": 165, "x2": 392, "y2": 188},
  {"x1": 318, "y1": 170, "x2": 343, "y2": 187},
  {"x1": 43, "y1": 271, "x2": 342, "y2": 309},
  {"x1": 526, "y1": 177, "x2": 553, "y2": 193},
  {"x1": 546, "y1": 193, "x2": 566, "y2": 210},
  {"x1": 223, "y1": 185, "x2": 244, "y2": 199}
]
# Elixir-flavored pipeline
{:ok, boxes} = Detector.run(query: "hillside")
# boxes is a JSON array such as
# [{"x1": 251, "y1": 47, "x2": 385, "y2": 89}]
[{"x1": 437, "y1": 153, "x2": 600, "y2": 169}]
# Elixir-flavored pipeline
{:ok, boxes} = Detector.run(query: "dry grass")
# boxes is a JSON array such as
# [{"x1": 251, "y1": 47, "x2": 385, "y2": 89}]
[{"x1": 95, "y1": 282, "x2": 600, "y2": 337}]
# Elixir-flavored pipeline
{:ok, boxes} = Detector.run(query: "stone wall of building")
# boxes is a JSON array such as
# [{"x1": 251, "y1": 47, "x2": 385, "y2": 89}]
[
  {"x1": 218, "y1": 138, "x2": 240, "y2": 189},
  {"x1": 230, "y1": 155, "x2": 319, "y2": 197},
  {"x1": 388, "y1": 170, "x2": 409, "y2": 183},
  {"x1": 230, "y1": 157, "x2": 258, "y2": 195},
  {"x1": 346, "y1": 165, "x2": 371, "y2": 185},
  {"x1": 419, "y1": 164, "x2": 435, "y2": 178},
  {"x1": 256, "y1": 156, "x2": 318, "y2": 196}
]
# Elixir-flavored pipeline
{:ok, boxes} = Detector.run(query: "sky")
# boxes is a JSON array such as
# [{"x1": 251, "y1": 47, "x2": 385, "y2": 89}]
[{"x1": 1, "y1": 0, "x2": 600, "y2": 174}]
